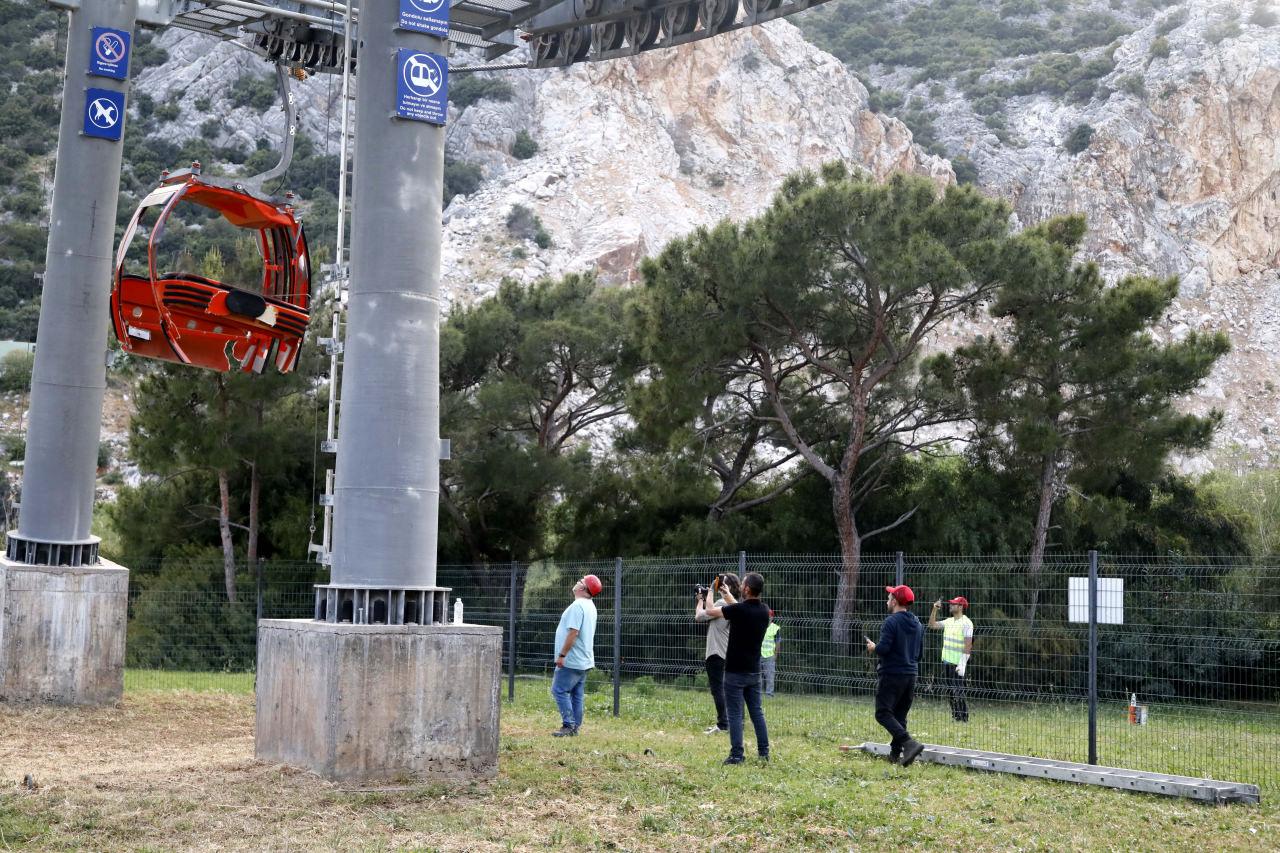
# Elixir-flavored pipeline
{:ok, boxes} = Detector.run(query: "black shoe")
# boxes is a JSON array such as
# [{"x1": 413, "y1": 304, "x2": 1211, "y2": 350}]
[
  {"x1": 888, "y1": 751, "x2": 902, "y2": 765},
  {"x1": 758, "y1": 754, "x2": 769, "y2": 763},
  {"x1": 722, "y1": 756, "x2": 744, "y2": 765},
  {"x1": 899, "y1": 739, "x2": 925, "y2": 767},
  {"x1": 552, "y1": 724, "x2": 577, "y2": 737}
]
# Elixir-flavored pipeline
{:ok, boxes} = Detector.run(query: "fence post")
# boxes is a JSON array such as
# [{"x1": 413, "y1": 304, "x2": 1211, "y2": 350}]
[
  {"x1": 1088, "y1": 549, "x2": 1099, "y2": 765},
  {"x1": 256, "y1": 559, "x2": 264, "y2": 622},
  {"x1": 738, "y1": 550, "x2": 746, "y2": 575},
  {"x1": 508, "y1": 560, "x2": 518, "y2": 703},
  {"x1": 613, "y1": 556, "x2": 622, "y2": 717},
  {"x1": 895, "y1": 551, "x2": 904, "y2": 586}
]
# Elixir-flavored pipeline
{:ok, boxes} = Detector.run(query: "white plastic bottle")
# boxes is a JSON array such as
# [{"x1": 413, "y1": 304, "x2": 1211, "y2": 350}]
[{"x1": 453, "y1": 598, "x2": 464, "y2": 625}]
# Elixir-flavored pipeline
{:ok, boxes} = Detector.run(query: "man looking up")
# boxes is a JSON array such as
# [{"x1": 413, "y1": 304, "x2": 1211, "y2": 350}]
[
  {"x1": 865, "y1": 585, "x2": 925, "y2": 766},
  {"x1": 699, "y1": 572, "x2": 770, "y2": 765},
  {"x1": 551, "y1": 574, "x2": 602, "y2": 737},
  {"x1": 929, "y1": 595, "x2": 974, "y2": 722}
]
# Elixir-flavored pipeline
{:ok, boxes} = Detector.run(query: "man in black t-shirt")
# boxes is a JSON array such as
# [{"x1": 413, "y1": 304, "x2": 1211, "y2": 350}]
[{"x1": 698, "y1": 571, "x2": 770, "y2": 764}]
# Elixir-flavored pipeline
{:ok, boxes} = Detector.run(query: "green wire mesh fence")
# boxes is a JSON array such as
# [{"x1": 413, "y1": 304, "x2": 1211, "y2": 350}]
[{"x1": 119, "y1": 552, "x2": 1279, "y2": 790}]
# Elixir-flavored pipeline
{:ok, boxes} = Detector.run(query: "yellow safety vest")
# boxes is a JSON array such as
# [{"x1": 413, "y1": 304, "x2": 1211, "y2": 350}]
[
  {"x1": 761, "y1": 623, "x2": 780, "y2": 658},
  {"x1": 941, "y1": 616, "x2": 972, "y2": 665}
]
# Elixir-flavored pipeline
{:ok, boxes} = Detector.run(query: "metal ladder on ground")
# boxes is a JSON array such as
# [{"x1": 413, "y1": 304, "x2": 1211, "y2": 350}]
[
  {"x1": 855, "y1": 742, "x2": 1260, "y2": 804},
  {"x1": 309, "y1": 6, "x2": 356, "y2": 566}
]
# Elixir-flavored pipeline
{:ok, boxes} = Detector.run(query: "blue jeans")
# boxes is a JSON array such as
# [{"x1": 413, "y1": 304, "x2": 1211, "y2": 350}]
[
  {"x1": 724, "y1": 670, "x2": 769, "y2": 759},
  {"x1": 760, "y1": 656, "x2": 776, "y2": 697},
  {"x1": 551, "y1": 666, "x2": 587, "y2": 729}
]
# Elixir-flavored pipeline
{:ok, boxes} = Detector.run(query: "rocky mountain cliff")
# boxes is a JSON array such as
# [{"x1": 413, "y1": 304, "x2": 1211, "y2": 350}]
[
  {"x1": 136, "y1": 1, "x2": 1278, "y2": 467},
  {"x1": 889, "y1": 0, "x2": 1279, "y2": 467}
]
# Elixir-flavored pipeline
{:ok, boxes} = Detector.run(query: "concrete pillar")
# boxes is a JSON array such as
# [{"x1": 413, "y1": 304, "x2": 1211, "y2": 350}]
[
  {"x1": 255, "y1": 620, "x2": 502, "y2": 781},
  {"x1": 0, "y1": 558, "x2": 128, "y2": 704},
  {"x1": 2, "y1": 0, "x2": 135, "y2": 705}
]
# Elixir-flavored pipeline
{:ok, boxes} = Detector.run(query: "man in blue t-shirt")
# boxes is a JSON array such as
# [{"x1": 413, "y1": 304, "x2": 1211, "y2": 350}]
[
  {"x1": 551, "y1": 573, "x2": 602, "y2": 737},
  {"x1": 865, "y1": 585, "x2": 926, "y2": 766}
]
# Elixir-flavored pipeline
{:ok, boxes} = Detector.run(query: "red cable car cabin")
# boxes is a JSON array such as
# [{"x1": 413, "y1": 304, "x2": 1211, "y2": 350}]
[{"x1": 111, "y1": 166, "x2": 311, "y2": 374}]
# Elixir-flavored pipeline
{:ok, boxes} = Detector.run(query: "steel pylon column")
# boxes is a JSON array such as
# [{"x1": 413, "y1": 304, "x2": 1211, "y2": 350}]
[
  {"x1": 329, "y1": 0, "x2": 446, "y2": 590},
  {"x1": 9, "y1": 0, "x2": 138, "y2": 565}
]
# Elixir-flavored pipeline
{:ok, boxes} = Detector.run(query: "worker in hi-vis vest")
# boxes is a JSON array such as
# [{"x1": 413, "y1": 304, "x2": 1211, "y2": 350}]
[
  {"x1": 759, "y1": 610, "x2": 780, "y2": 697},
  {"x1": 928, "y1": 596, "x2": 973, "y2": 722}
]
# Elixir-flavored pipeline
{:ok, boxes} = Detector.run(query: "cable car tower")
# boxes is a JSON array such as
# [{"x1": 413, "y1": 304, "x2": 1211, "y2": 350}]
[{"x1": 14, "y1": 0, "x2": 836, "y2": 772}]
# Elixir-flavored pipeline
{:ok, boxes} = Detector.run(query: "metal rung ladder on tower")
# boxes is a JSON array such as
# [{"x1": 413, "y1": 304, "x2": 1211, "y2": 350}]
[{"x1": 309, "y1": 4, "x2": 356, "y2": 567}]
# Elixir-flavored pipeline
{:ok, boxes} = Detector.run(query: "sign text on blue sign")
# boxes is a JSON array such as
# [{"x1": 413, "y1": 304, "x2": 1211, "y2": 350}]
[
  {"x1": 397, "y1": 0, "x2": 450, "y2": 37},
  {"x1": 88, "y1": 27, "x2": 131, "y2": 79},
  {"x1": 394, "y1": 49, "x2": 448, "y2": 126},
  {"x1": 83, "y1": 87, "x2": 126, "y2": 141}
]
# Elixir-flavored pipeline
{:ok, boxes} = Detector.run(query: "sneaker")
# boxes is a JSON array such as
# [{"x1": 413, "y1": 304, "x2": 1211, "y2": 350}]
[
  {"x1": 899, "y1": 739, "x2": 925, "y2": 767},
  {"x1": 552, "y1": 724, "x2": 577, "y2": 737},
  {"x1": 704, "y1": 724, "x2": 728, "y2": 735},
  {"x1": 722, "y1": 756, "x2": 744, "y2": 765},
  {"x1": 888, "y1": 750, "x2": 902, "y2": 765}
]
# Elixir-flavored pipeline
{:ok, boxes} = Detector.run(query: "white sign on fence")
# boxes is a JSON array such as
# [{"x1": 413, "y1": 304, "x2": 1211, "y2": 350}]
[{"x1": 1068, "y1": 576, "x2": 1124, "y2": 624}]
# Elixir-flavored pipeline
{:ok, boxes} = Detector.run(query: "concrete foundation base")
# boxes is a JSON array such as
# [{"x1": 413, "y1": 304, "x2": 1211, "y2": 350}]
[
  {"x1": 0, "y1": 557, "x2": 129, "y2": 705},
  {"x1": 256, "y1": 619, "x2": 503, "y2": 782}
]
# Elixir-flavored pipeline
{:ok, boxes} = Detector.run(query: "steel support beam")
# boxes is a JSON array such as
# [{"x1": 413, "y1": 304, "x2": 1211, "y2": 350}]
[
  {"x1": 11, "y1": 0, "x2": 139, "y2": 563},
  {"x1": 329, "y1": 0, "x2": 446, "y2": 588}
]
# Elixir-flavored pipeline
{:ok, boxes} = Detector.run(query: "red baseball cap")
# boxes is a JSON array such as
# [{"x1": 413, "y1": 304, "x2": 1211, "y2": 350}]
[
  {"x1": 885, "y1": 585, "x2": 915, "y2": 605},
  {"x1": 948, "y1": 596, "x2": 969, "y2": 608}
]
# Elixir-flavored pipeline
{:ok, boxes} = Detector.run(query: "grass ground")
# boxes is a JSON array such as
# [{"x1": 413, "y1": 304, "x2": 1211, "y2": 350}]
[{"x1": 0, "y1": 676, "x2": 1274, "y2": 851}]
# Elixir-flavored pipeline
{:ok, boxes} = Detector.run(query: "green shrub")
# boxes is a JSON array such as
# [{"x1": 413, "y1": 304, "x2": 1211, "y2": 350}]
[
  {"x1": 506, "y1": 204, "x2": 552, "y2": 249},
  {"x1": 1117, "y1": 74, "x2": 1145, "y2": 96},
  {"x1": 200, "y1": 119, "x2": 220, "y2": 140},
  {"x1": 950, "y1": 154, "x2": 979, "y2": 185},
  {"x1": 1064, "y1": 122, "x2": 1095, "y2": 154},
  {"x1": 1252, "y1": 3, "x2": 1278, "y2": 27},
  {"x1": 1149, "y1": 36, "x2": 1171, "y2": 59},
  {"x1": 631, "y1": 676, "x2": 657, "y2": 697},
  {"x1": 511, "y1": 129, "x2": 538, "y2": 160},
  {"x1": 1156, "y1": 8, "x2": 1186, "y2": 35},
  {"x1": 0, "y1": 433, "x2": 24, "y2": 463},
  {"x1": 154, "y1": 99, "x2": 180, "y2": 122},
  {"x1": 0, "y1": 350, "x2": 34, "y2": 393},
  {"x1": 443, "y1": 158, "x2": 483, "y2": 205},
  {"x1": 449, "y1": 75, "x2": 515, "y2": 110},
  {"x1": 1206, "y1": 18, "x2": 1242, "y2": 44},
  {"x1": 229, "y1": 74, "x2": 278, "y2": 111}
]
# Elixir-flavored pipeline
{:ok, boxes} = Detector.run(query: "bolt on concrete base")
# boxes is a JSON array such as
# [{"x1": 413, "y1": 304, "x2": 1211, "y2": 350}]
[
  {"x1": 0, "y1": 557, "x2": 128, "y2": 705},
  {"x1": 255, "y1": 619, "x2": 502, "y2": 782}
]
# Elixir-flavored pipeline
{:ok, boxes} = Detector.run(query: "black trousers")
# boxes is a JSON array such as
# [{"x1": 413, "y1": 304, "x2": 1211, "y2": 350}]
[
  {"x1": 943, "y1": 663, "x2": 969, "y2": 721},
  {"x1": 706, "y1": 654, "x2": 727, "y2": 729},
  {"x1": 874, "y1": 672, "x2": 916, "y2": 749}
]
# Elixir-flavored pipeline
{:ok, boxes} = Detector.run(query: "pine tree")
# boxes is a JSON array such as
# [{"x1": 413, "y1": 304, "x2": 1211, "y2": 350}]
[
  {"x1": 952, "y1": 215, "x2": 1229, "y2": 625},
  {"x1": 641, "y1": 164, "x2": 1016, "y2": 644}
]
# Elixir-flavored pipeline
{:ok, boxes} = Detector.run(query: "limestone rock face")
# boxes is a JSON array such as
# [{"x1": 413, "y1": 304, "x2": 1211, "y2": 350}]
[
  {"x1": 902, "y1": 1, "x2": 1280, "y2": 464},
  {"x1": 438, "y1": 21, "x2": 952, "y2": 305}
]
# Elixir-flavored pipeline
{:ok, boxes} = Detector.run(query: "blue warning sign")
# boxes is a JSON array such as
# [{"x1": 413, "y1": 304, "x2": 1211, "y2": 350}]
[
  {"x1": 83, "y1": 88, "x2": 125, "y2": 141},
  {"x1": 398, "y1": 0, "x2": 450, "y2": 37},
  {"x1": 89, "y1": 27, "x2": 131, "y2": 80},
  {"x1": 394, "y1": 49, "x2": 448, "y2": 126}
]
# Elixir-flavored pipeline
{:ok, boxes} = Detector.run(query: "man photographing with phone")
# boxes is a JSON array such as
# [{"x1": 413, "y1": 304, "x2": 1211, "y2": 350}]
[
  {"x1": 694, "y1": 573, "x2": 740, "y2": 735},
  {"x1": 698, "y1": 572, "x2": 770, "y2": 765}
]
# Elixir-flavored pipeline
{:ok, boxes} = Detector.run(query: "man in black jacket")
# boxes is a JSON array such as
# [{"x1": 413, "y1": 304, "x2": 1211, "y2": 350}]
[
  {"x1": 699, "y1": 571, "x2": 770, "y2": 765},
  {"x1": 865, "y1": 585, "x2": 925, "y2": 766}
]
